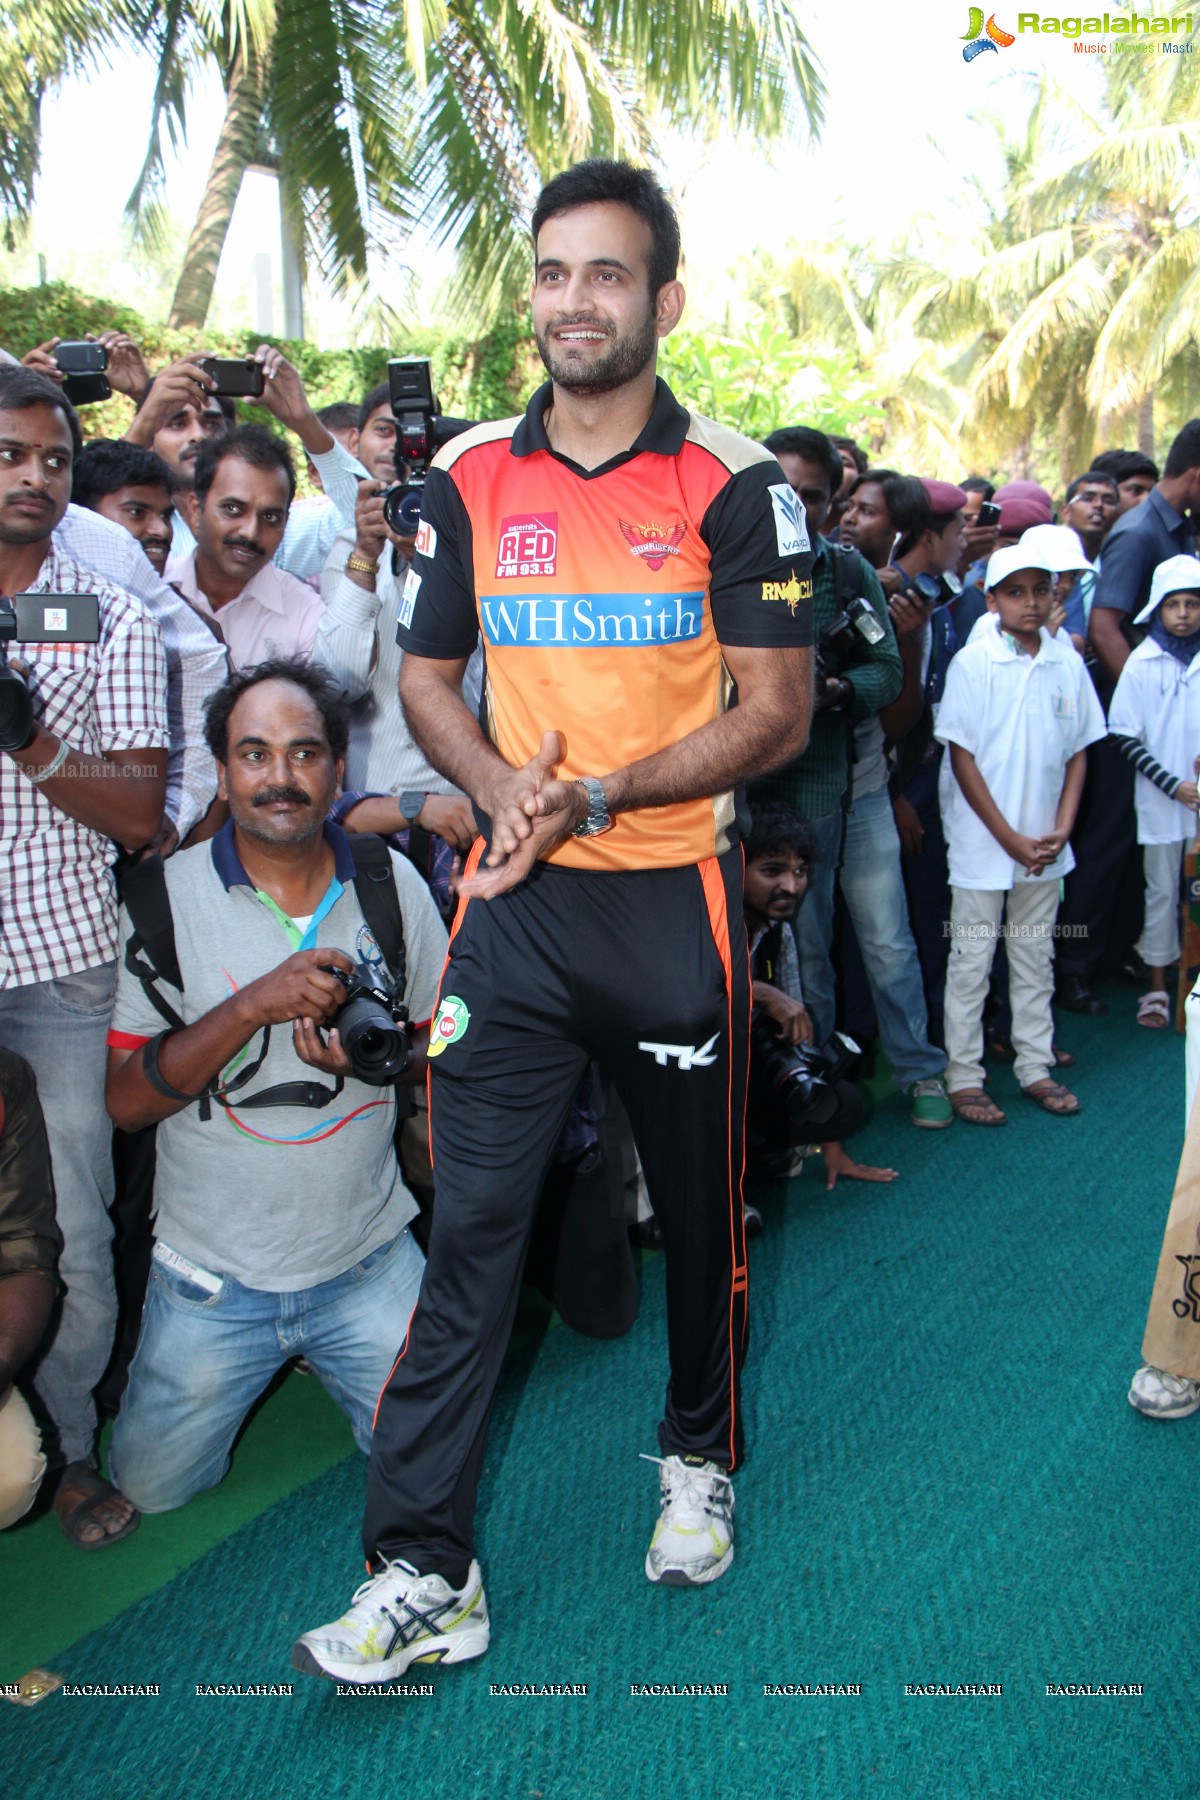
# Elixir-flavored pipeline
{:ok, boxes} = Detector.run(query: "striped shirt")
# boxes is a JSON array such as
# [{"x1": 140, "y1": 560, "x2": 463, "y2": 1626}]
[
  {"x1": 54, "y1": 505, "x2": 228, "y2": 839},
  {"x1": 313, "y1": 526, "x2": 482, "y2": 796},
  {"x1": 0, "y1": 544, "x2": 169, "y2": 988}
]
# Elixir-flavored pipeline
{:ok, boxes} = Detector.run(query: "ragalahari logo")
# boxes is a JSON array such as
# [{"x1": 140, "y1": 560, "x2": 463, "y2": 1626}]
[{"x1": 962, "y1": 7, "x2": 1016, "y2": 58}]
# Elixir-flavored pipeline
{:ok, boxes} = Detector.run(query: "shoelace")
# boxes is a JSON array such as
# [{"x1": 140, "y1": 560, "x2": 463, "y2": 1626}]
[
  {"x1": 349, "y1": 1555, "x2": 423, "y2": 1610},
  {"x1": 639, "y1": 1453, "x2": 733, "y2": 1515}
]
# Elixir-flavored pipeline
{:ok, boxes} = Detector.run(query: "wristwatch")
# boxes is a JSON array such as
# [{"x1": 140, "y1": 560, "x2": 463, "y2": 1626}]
[
  {"x1": 345, "y1": 552, "x2": 379, "y2": 576},
  {"x1": 571, "y1": 776, "x2": 612, "y2": 837},
  {"x1": 399, "y1": 790, "x2": 427, "y2": 824}
]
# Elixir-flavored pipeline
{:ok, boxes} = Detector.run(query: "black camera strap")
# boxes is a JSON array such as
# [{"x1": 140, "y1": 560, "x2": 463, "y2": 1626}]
[{"x1": 119, "y1": 835, "x2": 409, "y2": 1119}]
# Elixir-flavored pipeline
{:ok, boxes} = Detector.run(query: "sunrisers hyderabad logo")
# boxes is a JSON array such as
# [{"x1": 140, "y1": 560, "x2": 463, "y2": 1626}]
[
  {"x1": 619, "y1": 519, "x2": 686, "y2": 571},
  {"x1": 496, "y1": 514, "x2": 557, "y2": 579},
  {"x1": 961, "y1": 7, "x2": 1015, "y2": 59},
  {"x1": 427, "y1": 994, "x2": 471, "y2": 1059}
]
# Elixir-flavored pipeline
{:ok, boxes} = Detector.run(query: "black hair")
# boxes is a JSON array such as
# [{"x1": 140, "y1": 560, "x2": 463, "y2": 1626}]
[
  {"x1": 848, "y1": 468, "x2": 932, "y2": 543},
  {"x1": 830, "y1": 435, "x2": 868, "y2": 476},
  {"x1": 1065, "y1": 470, "x2": 1118, "y2": 504},
  {"x1": 1090, "y1": 448, "x2": 1159, "y2": 484},
  {"x1": 203, "y1": 656, "x2": 350, "y2": 764},
  {"x1": 136, "y1": 373, "x2": 235, "y2": 427},
  {"x1": 959, "y1": 476, "x2": 995, "y2": 501},
  {"x1": 1164, "y1": 421, "x2": 1200, "y2": 480},
  {"x1": 71, "y1": 438, "x2": 173, "y2": 508},
  {"x1": 193, "y1": 423, "x2": 296, "y2": 507},
  {"x1": 762, "y1": 427, "x2": 843, "y2": 496},
  {"x1": 744, "y1": 803, "x2": 817, "y2": 867},
  {"x1": 317, "y1": 401, "x2": 361, "y2": 434},
  {"x1": 0, "y1": 365, "x2": 82, "y2": 459},
  {"x1": 531, "y1": 159, "x2": 681, "y2": 297},
  {"x1": 359, "y1": 382, "x2": 392, "y2": 429}
]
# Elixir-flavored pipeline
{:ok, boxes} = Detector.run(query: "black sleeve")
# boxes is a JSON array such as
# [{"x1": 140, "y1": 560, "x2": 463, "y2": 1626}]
[
  {"x1": 701, "y1": 459, "x2": 816, "y2": 649},
  {"x1": 395, "y1": 465, "x2": 479, "y2": 659},
  {"x1": 1110, "y1": 732, "x2": 1182, "y2": 798}
]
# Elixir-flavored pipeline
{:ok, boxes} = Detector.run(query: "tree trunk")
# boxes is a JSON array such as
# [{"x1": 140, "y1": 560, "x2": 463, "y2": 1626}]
[
  {"x1": 168, "y1": 48, "x2": 266, "y2": 330},
  {"x1": 1136, "y1": 391, "x2": 1155, "y2": 460}
]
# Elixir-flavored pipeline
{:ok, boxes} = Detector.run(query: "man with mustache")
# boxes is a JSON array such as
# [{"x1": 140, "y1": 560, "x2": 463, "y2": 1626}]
[
  {"x1": 104, "y1": 659, "x2": 445, "y2": 1515},
  {"x1": 126, "y1": 346, "x2": 364, "y2": 577},
  {"x1": 166, "y1": 425, "x2": 325, "y2": 668},
  {"x1": 0, "y1": 365, "x2": 168, "y2": 1547}
]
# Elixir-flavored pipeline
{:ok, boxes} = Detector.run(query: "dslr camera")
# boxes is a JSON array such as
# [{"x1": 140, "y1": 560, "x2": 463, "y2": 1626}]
[
  {"x1": 381, "y1": 358, "x2": 439, "y2": 539},
  {"x1": 322, "y1": 961, "x2": 411, "y2": 1086},
  {"x1": 0, "y1": 594, "x2": 101, "y2": 751},
  {"x1": 748, "y1": 1013, "x2": 861, "y2": 1138},
  {"x1": 814, "y1": 594, "x2": 887, "y2": 710}
]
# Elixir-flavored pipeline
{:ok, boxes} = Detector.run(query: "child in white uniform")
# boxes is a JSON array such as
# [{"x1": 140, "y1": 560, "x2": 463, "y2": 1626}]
[
  {"x1": 1107, "y1": 553, "x2": 1200, "y2": 1028},
  {"x1": 935, "y1": 544, "x2": 1107, "y2": 1124}
]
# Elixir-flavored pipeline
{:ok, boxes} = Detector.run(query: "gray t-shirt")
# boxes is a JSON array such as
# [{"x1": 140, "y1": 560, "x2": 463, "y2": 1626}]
[{"x1": 110, "y1": 824, "x2": 447, "y2": 1291}]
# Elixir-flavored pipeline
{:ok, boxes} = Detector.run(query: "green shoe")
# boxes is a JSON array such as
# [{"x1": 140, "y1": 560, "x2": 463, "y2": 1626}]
[{"x1": 909, "y1": 1077, "x2": 953, "y2": 1129}]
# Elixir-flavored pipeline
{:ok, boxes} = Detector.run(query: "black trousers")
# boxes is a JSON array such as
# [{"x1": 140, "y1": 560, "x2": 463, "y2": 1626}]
[
  {"x1": 363, "y1": 848, "x2": 751, "y2": 1578},
  {"x1": 1056, "y1": 706, "x2": 1144, "y2": 981}
]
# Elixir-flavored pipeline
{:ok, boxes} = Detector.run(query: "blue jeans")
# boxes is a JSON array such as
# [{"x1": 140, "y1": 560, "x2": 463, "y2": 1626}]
[
  {"x1": 111, "y1": 1228, "x2": 425, "y2": 1513},
  {"x1": 839, "y1": 786, "x2": 944, "y2": 1088},
  {"x1": 792, "y1": 807, "x2": 846, "y2": 1045},
  {"x1": 0, "y1": 961, "x2": 117, "y2": 1466}
]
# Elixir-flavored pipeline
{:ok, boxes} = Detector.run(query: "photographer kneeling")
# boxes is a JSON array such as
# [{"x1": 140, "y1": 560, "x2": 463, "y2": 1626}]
[
  {"x1": 745, "y1": 805, "x2": 897, "y2": 1192},
  {"x1": 104, "y1": 659, "x2": 447, "y2": 1514}
]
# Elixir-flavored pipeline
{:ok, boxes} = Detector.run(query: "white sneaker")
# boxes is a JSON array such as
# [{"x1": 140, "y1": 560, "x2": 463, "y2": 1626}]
[
  {"x1": 292, "y1": 1558, "x2": 490, "y2": 1683},
  {"x1": 643, "y1": 1453, "x2": 735, "y2": 1586},
  {"x1": 1128, "y1": 1364, "x2": 1200, "y2": 1419}
]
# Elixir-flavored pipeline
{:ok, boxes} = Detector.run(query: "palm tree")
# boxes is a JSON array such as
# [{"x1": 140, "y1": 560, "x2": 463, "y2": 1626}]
[
  {"x1": 4, "y1": 0, "x2": 825, "y2": 330},
  {"x1": 941, "y1": 52, "x2": 1200, "y2": 471}
]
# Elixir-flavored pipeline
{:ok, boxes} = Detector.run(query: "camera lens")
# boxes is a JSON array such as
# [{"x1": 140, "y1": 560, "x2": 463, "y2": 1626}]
[
  {"x1": 337, "y1": 993, "x2": 410, "y2": 1085},
  {"x1": 382, "y1": 483, "x2": 423, "y2": 538},
  {"x1": 0, "y1": 665, "x2": 34, "y2": 752}
]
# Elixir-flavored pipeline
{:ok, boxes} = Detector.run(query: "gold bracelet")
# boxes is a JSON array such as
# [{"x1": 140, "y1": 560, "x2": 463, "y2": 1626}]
[{"x1": 345, "y1": 553, "x2": 379, "y2": 576}]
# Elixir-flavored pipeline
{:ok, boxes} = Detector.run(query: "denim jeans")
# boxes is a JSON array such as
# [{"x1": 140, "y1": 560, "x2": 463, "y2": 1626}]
[
  {"x1": 792, "y1": 807, "x2": 846, "y2": 1046},
  {"x1": 0, "y1": 961, "x2": 117, "y2": 1466},
  {"x1": 111, "y1": 1228, "x2": 425, "y2": 1513},
  {"x1": 839, "y1": 786, "x2": 944, "y2": 1088}
]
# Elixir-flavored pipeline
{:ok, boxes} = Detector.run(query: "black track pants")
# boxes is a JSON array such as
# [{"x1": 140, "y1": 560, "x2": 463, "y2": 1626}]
[{"x1": 363, "y1": 847, "x2": 751, "y2": 1577}]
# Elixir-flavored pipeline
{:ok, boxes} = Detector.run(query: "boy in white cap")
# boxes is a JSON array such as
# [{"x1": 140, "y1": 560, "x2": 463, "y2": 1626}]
[
  {"x1": 1108, "y1": 553, "x2": 1200, "y2": 1028},
  {"x1": 935, "y1": 544, "x2": 1107, "y2": 1123}
]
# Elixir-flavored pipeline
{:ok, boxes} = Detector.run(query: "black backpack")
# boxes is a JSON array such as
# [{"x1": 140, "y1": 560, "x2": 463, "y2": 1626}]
[{"x1": 119, "y1": 832, "x2": 413, "y2": 1123}]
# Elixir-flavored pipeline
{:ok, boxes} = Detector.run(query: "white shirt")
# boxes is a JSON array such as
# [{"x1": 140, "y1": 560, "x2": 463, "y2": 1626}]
[
  {"x1": 169, "y1": 438, "x2": 367, "y2": 578},
  {"x1": 312, "y1": 526, "x2": 483, "y2": 796},
  {"x1": 53, "y1": 505, "x2": 228, "y2": 838},
  {"x1": 934, "y1": 619, "x2": 1106, "y2": 890},
  {"x1": 1108, "y1": 637, "x2": 1200, "y2": 843},
  {"x1": 167, "y1": 551, "x2": 326, "y2": 670}
]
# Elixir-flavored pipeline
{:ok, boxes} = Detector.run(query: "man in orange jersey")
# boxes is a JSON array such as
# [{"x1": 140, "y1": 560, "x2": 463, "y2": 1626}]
[{"x1": 294, "y1": 160, "x2": 815, "y2": 1684}]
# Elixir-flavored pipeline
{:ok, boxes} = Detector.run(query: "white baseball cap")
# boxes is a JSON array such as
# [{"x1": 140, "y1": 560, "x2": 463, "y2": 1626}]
[
  {"x1": 1018, "y1": 523, "x2": 1095, "y2": 575},
  {"x1": 984, "y1": 543, "x2": 1056, "y2": 589}
]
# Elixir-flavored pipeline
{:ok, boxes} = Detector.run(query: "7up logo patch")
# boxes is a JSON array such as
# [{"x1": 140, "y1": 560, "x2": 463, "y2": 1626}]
[{"x1": 427, "y1": 994, "x2": 471, "y2": 1059}]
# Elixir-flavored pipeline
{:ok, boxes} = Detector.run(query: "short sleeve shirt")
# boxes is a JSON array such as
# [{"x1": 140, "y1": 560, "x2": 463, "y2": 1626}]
[
  {"x1": 397, "y1": 378, "x2": 815, "y2": 871},
  {"x1": 934, "y1": 622, "x2": 1107, "y2": 890},
  {"x1": 107, "y1": 823, "x2": 447, "y2": 1290}
]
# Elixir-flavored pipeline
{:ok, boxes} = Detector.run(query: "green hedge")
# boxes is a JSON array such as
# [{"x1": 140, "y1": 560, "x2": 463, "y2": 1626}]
[{"x1": 0, "y1": 283, "x2": 537, "y2": 441}]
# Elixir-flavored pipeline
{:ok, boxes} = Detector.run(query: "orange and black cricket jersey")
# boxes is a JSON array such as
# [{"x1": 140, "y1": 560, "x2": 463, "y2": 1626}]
[{"x1": 396, "y1": 377, "x2": 815, "y2": 871}]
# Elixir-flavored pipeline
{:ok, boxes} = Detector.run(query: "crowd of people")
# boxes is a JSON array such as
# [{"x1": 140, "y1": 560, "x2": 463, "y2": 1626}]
[{"x1": 0, "y1": 157, "x2": 1196, "y2": 1688}]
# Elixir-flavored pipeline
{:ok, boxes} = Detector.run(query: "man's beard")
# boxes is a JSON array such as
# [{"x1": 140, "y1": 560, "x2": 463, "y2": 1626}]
[{"x1": 534, "y1": 309, "x2": 659, "y2": 396}]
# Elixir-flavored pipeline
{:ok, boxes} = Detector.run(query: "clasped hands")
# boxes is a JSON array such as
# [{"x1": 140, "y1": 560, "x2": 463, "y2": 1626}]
[{"x1": 463, "y1": 731, "x2": 590, "y2": 900}]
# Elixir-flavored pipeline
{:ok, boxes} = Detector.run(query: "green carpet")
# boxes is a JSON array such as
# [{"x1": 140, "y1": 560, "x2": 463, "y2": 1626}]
[{"x1": 1, "y1": 986, "x2": 1194, "y2": 1798}]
